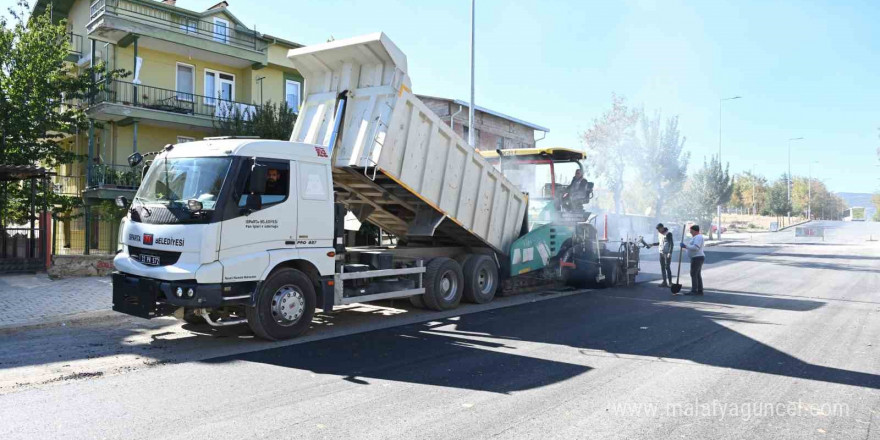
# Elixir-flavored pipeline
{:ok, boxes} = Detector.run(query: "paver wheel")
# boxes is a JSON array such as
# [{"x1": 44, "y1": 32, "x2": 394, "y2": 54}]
[
  {"x1": 246, "y1": 268, "x2": 316, "y2": 341},
  {"x1": 421, "y1": 258, "x2": 463, "y2": 311},
  {"x1": 462, "y1": 255, "x2": 498, "y2": 304}
]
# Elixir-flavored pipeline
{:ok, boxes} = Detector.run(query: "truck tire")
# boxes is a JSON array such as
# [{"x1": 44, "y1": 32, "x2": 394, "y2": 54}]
[
  {"x1": 462, "y1": 255, "x2": 498, "y2": 304},
  {"x1": 246, "y1": 268, "x2": 316, "y2": 341},
  {"x1": 421, "y1": 257, "x2": 463, "y2": 311}
]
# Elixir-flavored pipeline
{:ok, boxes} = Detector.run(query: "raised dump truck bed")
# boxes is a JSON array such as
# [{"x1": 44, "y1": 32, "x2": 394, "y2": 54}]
[{"x1": 288, "y1": 33, "x2": 527, "y2": 254}]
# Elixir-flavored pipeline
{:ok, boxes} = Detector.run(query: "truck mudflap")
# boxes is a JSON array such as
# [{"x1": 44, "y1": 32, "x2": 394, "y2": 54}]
[{"x1": 112, "y1": 272, "x2": 247, "y2": 319}]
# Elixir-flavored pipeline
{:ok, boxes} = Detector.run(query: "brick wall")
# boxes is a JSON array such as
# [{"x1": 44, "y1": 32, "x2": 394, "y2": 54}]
[{"x1": 418, "y1": 96, "x2": 540, "y2": 151}]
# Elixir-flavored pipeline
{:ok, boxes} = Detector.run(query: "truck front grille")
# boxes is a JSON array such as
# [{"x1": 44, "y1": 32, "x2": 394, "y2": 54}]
[{"x1": 128, "y1": 246, "x2": 181, "y2": 267}]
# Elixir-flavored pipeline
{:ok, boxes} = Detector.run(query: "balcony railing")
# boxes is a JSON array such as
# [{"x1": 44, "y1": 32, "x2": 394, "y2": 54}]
[
  {"x1": 53, "y1": 175, "x2": 85, "y2": 196},
  {"x1": 67, "y1": 32, "x2": 83, "y2": 58},
  {"x1": 93, "y1": 79, "x2": 258, "y2": 121},
  {"x1": 90, "y1": 0, "x2": 266, "y2": 52},
  {"x1": 89, "y1": 164, "x2": 141, "y2": 190}
]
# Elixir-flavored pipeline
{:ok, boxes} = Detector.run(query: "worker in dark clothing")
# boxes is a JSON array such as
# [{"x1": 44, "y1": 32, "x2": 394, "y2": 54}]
[
  {"x1": 647, "y1": 223, "x2": 675, "y2": 288},
  {"x1": 562, "y1": 169, "x2": 591, "y2": 212},
  {"x1": 265, "y1": 168, "x2": 284, "y2": 195}
]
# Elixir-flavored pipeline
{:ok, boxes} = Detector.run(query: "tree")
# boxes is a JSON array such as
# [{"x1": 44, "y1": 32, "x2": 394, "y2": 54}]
[
  {"x1": 681, "y1": 156, "x2": 733, "y2": 237},
  {"x1": 767, "y1": 175, "x2": 790, "y2": 225},
  {"x1": 730, "y1": 171, "x2": 767, "y2": 215},
  {"x1": 214, "y1": 100, "x2": 297, "y2": 140},
  {"x1": 580, "y1": 94, "x2": 639, "y2": 214},
  {"x1": 633, "y1": 110, "x2": 689, "y2": 218},
  {"x1": 0, "y1": 2, "x2": 125, "y2": 224}
]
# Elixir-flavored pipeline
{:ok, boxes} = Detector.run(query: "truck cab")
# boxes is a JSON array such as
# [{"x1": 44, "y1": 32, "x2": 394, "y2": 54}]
[{"x1": 113, "y1": 137, "x2": 339, "y2": 340}]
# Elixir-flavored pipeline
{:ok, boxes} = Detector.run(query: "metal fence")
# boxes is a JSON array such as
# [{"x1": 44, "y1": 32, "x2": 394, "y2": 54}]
[
  {"x1": 54, "y1": 209, "x2": 122, "y2": 256},
  {"x1": 1, "y1": 227, "x2": 44, "y2": 261},
  {"x1": 94, "y1": 79, "x2": 258, "y2": 120}
]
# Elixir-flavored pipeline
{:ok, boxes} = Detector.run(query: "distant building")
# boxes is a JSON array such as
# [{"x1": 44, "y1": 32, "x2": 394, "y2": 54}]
[{"x1": 417, "y1": 95, "x2": 549, "y2": 151}]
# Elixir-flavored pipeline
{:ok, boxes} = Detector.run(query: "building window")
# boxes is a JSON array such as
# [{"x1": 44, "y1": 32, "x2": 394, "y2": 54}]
[
  {"x1": 204, "y1": 69, "x2": 235, "y2": 106},
  {"x1": 177, "y1": 136, "x2": 195, "y2": 143},
  {"x1": 496, "y1": 136, "x2": 504, "y2": 150},
  {"x1": 175, "y1": 63, "x2": 195, "y2": 101},
  {"x1": 213, "y1": 18, "x2": 229, "y2": 44},
  {"x1": 285, "y1": 79, "x2": 301, "y2": 113}
]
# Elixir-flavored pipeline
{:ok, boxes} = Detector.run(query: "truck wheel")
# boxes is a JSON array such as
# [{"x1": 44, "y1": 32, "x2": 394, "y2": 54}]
[
  {"x1": 462, "y1": 255, "x2": 497, "y2": 304},
  {"x1": 246, "y1": 268, "x2": 316, "y2": 341},
  {"x1": 421, "y1": 257, "x2": 463, "y2": 311}
]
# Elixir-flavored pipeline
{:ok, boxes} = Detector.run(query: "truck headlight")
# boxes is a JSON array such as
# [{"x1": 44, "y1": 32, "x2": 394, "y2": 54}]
[{"x1": 175, "y1": 287, "x2": 184, "y2": 298}]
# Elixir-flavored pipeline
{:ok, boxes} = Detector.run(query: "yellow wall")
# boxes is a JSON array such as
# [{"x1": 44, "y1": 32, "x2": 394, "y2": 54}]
[
  {"x1": 112, "y1": 124, "x2": 209, "y2": 164},
  {"x1": 268, "y1": 44, "x2": 296, "y2": 69},
  {"x1": 115, "y1": 46, "x2": 250, "y2": 102}
]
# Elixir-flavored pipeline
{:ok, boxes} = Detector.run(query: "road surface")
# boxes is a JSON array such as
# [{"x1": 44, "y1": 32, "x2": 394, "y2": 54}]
[{"x1": 0, "y1": 221, "x2": 878, "y2": 439}]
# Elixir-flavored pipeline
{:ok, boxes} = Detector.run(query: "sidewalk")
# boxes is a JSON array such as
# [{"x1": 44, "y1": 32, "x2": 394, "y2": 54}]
[{"x1": 0, "y1": 274, "x2": 112, "y2": 329}]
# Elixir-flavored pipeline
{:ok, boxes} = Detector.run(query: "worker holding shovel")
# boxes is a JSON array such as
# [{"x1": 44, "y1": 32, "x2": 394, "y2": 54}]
[
  {"x1": 678, "y1": 224, "x2": 705, "y2": 295},
  {"x1": 647, "y1": 223, "x2": 675, "y2": 288}
]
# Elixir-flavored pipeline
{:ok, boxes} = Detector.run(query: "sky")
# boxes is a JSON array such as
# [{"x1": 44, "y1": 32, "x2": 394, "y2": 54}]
[{"x1": 5, "y1": 0, "x2": 879, "y2": 193}]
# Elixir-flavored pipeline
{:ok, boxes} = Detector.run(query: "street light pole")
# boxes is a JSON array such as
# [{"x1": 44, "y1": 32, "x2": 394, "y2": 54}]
[
  {"x1": 808, "y1": 161, "x2": 813, "y2": 220},
  {"x1": 718, "y1": 96, "x2": 741, "y2": 239},
  {"x1": 468, "y1": 0, "x2": 476, "y2": 148},
  {"x1": 787, "y1": 137, "x2": 804, "y2": 226}
]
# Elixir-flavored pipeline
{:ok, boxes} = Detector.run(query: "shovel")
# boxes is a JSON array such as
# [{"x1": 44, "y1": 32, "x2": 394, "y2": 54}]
[{"x1": 671, "y1": 224, "x2": 687, "y2": 294}]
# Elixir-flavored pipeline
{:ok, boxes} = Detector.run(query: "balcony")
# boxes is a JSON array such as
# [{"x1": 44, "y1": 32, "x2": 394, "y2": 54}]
[
  {"x1": 66, "y1": 32, "x2": 83, "y2": 62},
  {"x1": 87, "y1": 0, "x2": 268, "y2": 68},
  {"x1": 53, "y1": 175, "x2": 85, "y2": 196},
  {"x1": 88, "y1": 79, "x2": 258, "y2": 130}
]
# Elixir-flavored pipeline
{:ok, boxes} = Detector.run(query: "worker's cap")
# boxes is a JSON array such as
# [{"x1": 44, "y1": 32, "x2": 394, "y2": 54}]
[
  {"x1": 690, "y1": 224, "x2": 700, "y2": 231},
  {"x1": 656, "y1": 223, "x2": 664, "y2": 229}
]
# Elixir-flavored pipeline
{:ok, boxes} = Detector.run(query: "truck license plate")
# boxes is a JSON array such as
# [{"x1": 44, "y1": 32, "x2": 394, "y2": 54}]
[{"x1": 138, "y1": 254, "x2": 160, "y2": 266}]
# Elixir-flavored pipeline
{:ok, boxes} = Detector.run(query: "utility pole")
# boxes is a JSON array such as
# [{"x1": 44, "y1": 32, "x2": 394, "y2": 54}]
[
  {"x1": 787, "y1": 137, "x2": 803, "y2": 226},
  {"x1": 718, "y1": 96, "x2": 741, "y2": 239},
  {"x1": 468, "y1": 0, "x2": 476, "y2": 148}
]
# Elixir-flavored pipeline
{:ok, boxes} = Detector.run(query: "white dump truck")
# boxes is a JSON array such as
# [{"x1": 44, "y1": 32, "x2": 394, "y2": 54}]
[{"x1": 112, "y1": 33, "x2": 640, "y2": 340}]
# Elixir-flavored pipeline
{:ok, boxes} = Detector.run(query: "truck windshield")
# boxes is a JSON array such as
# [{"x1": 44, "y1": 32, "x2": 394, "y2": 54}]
[{"x1": 135, "y1": 157, "x2": 232, "y2": 210}]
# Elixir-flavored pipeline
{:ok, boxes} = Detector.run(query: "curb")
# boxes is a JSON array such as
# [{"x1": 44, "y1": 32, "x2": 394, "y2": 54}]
[{"x1": 0, "y1": 309, "x2": 126, "y2": 335}]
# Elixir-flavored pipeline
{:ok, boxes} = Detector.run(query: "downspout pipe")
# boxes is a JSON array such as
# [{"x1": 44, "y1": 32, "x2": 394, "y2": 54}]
[
  {"x1": 450, "y1": 104, "x2": 463, "y2": 132},
  {"x1": 534, "y1": 130, "x2": 547, "y2": 145}
]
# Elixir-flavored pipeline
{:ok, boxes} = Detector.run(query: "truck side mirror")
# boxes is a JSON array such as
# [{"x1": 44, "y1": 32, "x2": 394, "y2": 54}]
[
  {"x1": 249, "y1": 163, "x2": 267, "y2": 195},
  {"x1": 128, "y1": 152, "x2": 143, "y2": 167}
]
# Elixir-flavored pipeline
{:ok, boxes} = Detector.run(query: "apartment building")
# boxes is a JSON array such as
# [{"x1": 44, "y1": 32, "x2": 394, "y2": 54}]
[{"x1": 34, "y1": 0, "x2": 304, "y2": 254}]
